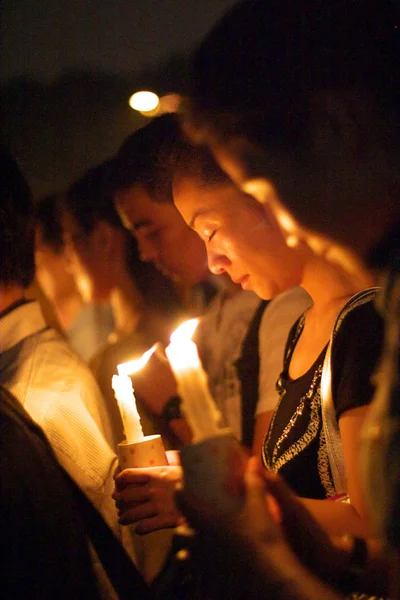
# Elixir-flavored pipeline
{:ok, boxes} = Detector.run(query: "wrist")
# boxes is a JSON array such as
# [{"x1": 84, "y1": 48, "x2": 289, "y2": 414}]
[{"x1": 160, "y1": 395, "x2": 183, "y2": 423}]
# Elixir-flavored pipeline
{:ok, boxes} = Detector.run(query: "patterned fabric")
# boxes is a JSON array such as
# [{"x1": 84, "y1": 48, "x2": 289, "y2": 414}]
[
  {"x1": 262, "y1": 295, "x2": 381, "y2": 499},
  {"x1": 262, "y1": 313, "x2": 334, "y2": 498}
]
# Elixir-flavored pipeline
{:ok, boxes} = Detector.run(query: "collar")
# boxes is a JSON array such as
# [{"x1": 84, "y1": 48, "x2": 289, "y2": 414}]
[
  {"x1": 0, "y1": 300, "x2": 49, "y2": 353},
  {"x1": 0, "y1": 298, "x2": 34, "y2": 320}
]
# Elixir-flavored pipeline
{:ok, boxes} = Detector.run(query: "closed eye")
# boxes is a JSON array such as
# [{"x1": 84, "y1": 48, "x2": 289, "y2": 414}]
[
  {"x1": 207, "y1": 230, "x2": 217, "y2": 242},
  {"x1": 146, "y1": 228, "x2": 162, "y2": 241}
]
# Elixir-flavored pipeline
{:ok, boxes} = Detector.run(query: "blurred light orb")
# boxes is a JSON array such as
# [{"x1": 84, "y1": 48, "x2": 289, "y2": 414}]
[{"x1": 129, "y1": 91, "x2": 160, "y2": 113}]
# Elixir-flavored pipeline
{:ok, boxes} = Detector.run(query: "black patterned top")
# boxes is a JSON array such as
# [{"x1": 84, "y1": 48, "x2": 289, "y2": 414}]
[{"x1": 262, "y1": 299, "x2": 384, "y2": 499}]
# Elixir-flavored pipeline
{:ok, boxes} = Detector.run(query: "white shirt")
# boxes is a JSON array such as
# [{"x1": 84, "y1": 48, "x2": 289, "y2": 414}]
[
  {"x1": 196, "y1": 289, "x2": 261, "y2": 439},
  {"x1": 256, "y1": 286, "x2": 313, "y2": 414},
  {"x1": 0, "y1": 301, "x2": 135, "y2": 569}
]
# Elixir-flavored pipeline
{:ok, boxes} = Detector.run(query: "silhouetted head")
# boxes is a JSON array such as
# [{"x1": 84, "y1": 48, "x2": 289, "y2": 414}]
[
  {"x1": 0, "y1": 148, "x2": 35, "y2": 288},
  {"x1": 185, "y1": 0, "x2": 400, "y2": 261}
]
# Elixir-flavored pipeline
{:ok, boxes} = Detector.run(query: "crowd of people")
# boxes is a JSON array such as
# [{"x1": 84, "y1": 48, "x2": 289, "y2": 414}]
[{"x1": 2, "y1": 0, "x2": 400, "y2": 598}]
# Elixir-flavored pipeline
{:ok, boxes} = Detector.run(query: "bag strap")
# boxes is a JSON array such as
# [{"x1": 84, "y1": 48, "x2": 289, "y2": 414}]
[
  {"x1": 1, "y1": 386, "x2": 153, "y2": 600},
  {"x1": 321, "y1": 287, "x2": 379, "y2": 495}
]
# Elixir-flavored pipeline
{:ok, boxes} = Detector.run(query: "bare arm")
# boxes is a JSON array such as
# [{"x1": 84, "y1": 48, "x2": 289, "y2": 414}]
[{"x1": 300, "y1": 405, "x2": 375, "y2": 538}]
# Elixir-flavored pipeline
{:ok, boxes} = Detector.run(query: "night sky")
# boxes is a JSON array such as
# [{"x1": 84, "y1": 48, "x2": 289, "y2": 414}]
[{"x1": 3, "y1": 0, "x2": 237, "y2": 82}]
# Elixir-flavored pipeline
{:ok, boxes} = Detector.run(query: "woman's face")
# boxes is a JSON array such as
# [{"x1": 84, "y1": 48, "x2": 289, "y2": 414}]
[
  {"x1": 173, "y1": 176, "x2": 307, "y2": 300},
  {"x1": 61, "y1": 211, "x2": 120, "y2": 303}
]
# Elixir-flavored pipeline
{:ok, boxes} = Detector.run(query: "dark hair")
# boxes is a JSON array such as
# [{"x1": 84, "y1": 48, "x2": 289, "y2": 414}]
[
  {"x1": 169, "y1": 136, "x2": 230, "y2": 189},
  {"x1": 64, "y1": 159, "x2": 181, "y2": 314},
  {"x1": 35, "y1": 194, "x2": 64, "y2": 255},
  {"x1": 112, "y1": 114, "x2": 229, "y2": 203},
  {"x1": 111, "y1": 114, "x2": 182, "y2": 204},
  {"x1": 0, "y1": 148, "x2": 35, "y2": 288},
  {"x1": 187, "y1": 0, "x2": 400, "y2": 149},
  {"x1": 65, "y1": 160, "x2": 123, "y2": 234}
]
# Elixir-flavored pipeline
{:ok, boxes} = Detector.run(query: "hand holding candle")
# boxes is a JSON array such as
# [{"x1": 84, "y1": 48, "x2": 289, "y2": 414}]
[{"x1": 166, "y1": 319, "x2": 247, "y2": 516}]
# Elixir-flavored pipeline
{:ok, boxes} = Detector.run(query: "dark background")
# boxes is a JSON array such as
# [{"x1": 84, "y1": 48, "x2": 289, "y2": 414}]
[{"x1": 2, "y1": 0, "x2": 237, "y2": 196}]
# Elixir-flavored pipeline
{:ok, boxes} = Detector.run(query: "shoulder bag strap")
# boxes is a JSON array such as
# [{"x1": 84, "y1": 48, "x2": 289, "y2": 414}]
[{"x1": 321, "y1": 287, "x2": 379, "y2": 496}]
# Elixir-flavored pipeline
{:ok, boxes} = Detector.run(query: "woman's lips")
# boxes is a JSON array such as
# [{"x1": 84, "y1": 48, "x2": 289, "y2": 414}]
[{"x1": 232, "y1": 274, "x2": 250, "y2": 289}]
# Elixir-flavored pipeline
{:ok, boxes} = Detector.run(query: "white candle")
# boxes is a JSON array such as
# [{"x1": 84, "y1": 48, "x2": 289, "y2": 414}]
[
  {"x1": 112, "y1": 344, "x2": 157, "y2": 444},
  {"x1": 112, "y1": 373, "x2": 144, "y2": 444},
  {"x1": 165, "y1": 319, "x2": 222, "y2": 442}
]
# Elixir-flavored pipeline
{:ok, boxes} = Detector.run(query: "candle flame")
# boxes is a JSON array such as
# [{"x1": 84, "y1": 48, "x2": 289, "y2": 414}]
[
  {"x1": 170, "y1": 318, "x2": 199, "y2": 344},
  {"x1": 117, "y1": 344, "x2": 157, "y2": 377}
]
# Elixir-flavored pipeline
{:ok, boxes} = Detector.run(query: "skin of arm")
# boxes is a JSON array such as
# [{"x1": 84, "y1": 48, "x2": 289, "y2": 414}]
[{"x1": 299, "y1": 405, "x2": 375, "y2": 539}]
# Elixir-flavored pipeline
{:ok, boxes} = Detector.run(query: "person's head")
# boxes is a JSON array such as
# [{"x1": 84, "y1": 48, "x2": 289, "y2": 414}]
[
  {"x1": 184, "y1": 0, "x2": 400, "y2": 263},
  {"x1": 112, "y1": 114, "x2": 209, "y2": 286},
  {"x1": 0, "y1": 148, "x2": 35, "y2": 290},
  {"x1": 35, "y1": 194, "x2": 78, "y2": 302},
  {"x1": 173, "y1": 141, "x2": 307, "y2": 300},
  {"x1": 62, "y1": 160, "x2": 138, "y2": 303}
]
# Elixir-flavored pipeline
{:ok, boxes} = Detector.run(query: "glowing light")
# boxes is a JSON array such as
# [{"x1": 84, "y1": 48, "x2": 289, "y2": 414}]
[
  {"x1": 117, "y1": 344, "x2": 157, "y2": 376},
  {"x1": 129, "y1": 91, "x2": 160, "y2": 113},
  {"x1": 112, "y1": 344, "x2": 157, "y2": 444},
  {"x1": 112, "y1": 373, "x2": 144, "y2": 443},
  {"x1": 166, "y1": 319, "x2": 222, "y2": 442},
  {"x1": 243, "y1": 178, "x2": 275, "y2": 205},
  {"x1": 286, "y1": 234, "x2": 300, "y2": 248},
  {"x1": 242, "y1": 178, "x2": 299, "y2": 237},
  {"x1": 170, "y1": 319, "x2": 199, "y2": 345}
]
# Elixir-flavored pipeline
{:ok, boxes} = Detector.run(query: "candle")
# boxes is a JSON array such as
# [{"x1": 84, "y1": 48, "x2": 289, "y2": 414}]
[
  {"x1": 112, "y1": 373, "x2": 144, "y2": 444},
  {"x1": 112, "y1": 344, "x2": 157, "y2": 444},
  {"x1": 165, "y1": 319, "x2": 222, "y2": 442},
  {"x1": 117, "y1": 344, "x2": 157, "y2": 377}
]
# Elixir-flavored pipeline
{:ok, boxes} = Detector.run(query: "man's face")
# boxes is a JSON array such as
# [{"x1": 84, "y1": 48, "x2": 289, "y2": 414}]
[
  {"x1": 173, "y1": 175, "x2": 306, "y2": 300},
  {"x1": 115, "y1": 183, "x2": 209, "y2": 286}
]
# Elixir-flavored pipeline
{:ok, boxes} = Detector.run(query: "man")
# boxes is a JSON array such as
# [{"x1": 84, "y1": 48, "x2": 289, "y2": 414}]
[
  {"x1": 111, "y1": 114, "x2": 265, "y2": 448},
  {"x1": 0, "y1": 148, "x2": 136, "y2": 595}
]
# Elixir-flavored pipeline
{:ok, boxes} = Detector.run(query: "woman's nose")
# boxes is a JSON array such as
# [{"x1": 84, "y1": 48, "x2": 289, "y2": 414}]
[
  {"x1": 206, "y1": 247, "x2": 231, "y2": 275},
  {"x1": 137, "y1": 237, "x2": 158, "y2": 263}
]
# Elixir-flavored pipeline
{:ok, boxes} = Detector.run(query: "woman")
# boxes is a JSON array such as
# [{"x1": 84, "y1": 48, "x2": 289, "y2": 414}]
[{"x1": 172, "y1": 141, "x2": 383, "y2": 539}]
